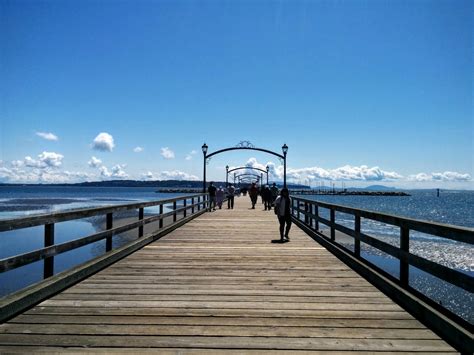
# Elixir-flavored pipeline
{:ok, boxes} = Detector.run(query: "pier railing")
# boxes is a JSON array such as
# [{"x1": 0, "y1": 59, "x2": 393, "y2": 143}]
[
  {"x1": 291, "y1": 196, "x2": 473, "y2": 350},
  {"x1": 0, "y1": 193, "x2": 209, "y2": 321}
]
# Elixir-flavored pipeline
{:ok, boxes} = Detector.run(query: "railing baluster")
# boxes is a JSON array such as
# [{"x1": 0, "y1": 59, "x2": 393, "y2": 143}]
[
  {"x1": 191, "y1": 197, "x2": 195, "y2": 214},
  {"x1": 138, "y1": 208, "x2": 144, "y2": 238},
  {"x1": 297, "y1": 200, "x2": 301, "y2": 220},
  {"x1": 106, "y1": 213, "x2": 113, "y2": 251},
  {"x1": 400, "y1": 226, "x2": 410, "y2": 286},
  {"x1": 159, "y1": 204, "x2": 163, "y2": 228},
  {"x1": 44, "y1": 223, "x2": 54, "y2": 279},
  {"x1": 183, "y1": 199, "x2": 187, "y2": 218},
  {"x1": 355, "y1": 213, "x2": 361, "y2": 257},
  {"x1": 330, "y1": 208, "x2": 335, "y2": 241},
  {"x1": 173, "y1": 201, "x2": 177, "y2": 222},
  {"x1": 197, "y1": 196, "x2": 200, "y2": 211}
]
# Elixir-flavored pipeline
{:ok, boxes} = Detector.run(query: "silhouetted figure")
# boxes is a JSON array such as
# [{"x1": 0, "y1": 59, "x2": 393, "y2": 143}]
[
  {"x1": 208, "y1": 182, "x2": 217, "y2": 211},
  {"x1": 270, "y1": 183, "x2": 279, "y2": 205},
  {"x1": 263, "y1": 185, "x2": 272, "y2": 211},
  {"x1": 227, "y1": 184, "x2": 235, "y2": 209},
  {"x1": 216, "y1": 186, "x2": 225, "y2": 209},
  {"x1": 249, "y1": 183, "x2": 258, "y2": 209},
  {"x1": 274, "y1": 188, "x2": 292, "y2": 242}
]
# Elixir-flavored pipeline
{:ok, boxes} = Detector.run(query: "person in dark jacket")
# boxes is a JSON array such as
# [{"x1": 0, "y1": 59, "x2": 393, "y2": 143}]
[
  {"x1": 248, "y1": 183, "x2": 258, "y2": 209},
  {"x1": 263, "y1": 185, "x2": 273, "y2": 211},
  {"x1": 274, "y1": 188, "x2": 292, "y2": 242},
  {"x1": 208, "y1": 182, "x2": 217, "y2": 211},
  {"x1": 227, "y1": 184, "x2": 235, "y2": 209}
]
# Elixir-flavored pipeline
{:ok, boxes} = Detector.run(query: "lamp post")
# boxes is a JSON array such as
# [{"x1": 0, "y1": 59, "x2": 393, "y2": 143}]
[
  {"x1": 282, "y1": 144, "x2": 288, "y2": 188},
  {"x1": 266, "y1": 165, "x2": 269, "y2": 185},
  {"x1": 226, "y1": 165, "x2": 229, "y2": 187},
  {"x1": 202, "y1": 143, "x2": 208, "y2": 193}
]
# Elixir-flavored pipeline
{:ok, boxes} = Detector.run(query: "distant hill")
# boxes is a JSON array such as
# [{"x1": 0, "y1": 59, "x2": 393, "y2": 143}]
[{"x1": 0, "y1": 180, "x2": 307, "y2": 189}]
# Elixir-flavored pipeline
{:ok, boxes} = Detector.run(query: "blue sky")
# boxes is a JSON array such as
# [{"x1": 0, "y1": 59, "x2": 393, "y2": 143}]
[{"x1": 1, "y1": 0, "x2": 472, "y2": 188}]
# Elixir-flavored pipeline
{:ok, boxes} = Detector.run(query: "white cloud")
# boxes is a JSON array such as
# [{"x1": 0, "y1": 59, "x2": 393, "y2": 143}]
[
  {"x1": 244, "y1": 158, "x2": 403, "y2": 182},
  {"x1": 0, "y1": 166, "x2": 93, "y2": 184},
  {"x1": 88, "y1": 156, "x2": 102, "y2": 168},
  {"x1": 36, "y1": 131, "x2": 58, "y2": 141},
  {"x1": 133, "y1": 146, "x2": 143, "y2": 153},
  {"x1": 97, "y1": 164, "x2": 128, "y2": 179},
  {"x1": 23, "y1": 151, "x2": 64, "y2": 169},
  {"x1": 185, "y1": 150, "x2": 198, "y2": 160},
  {"x1": 158, "y1": 170, "x2": 199, "y2": 180},
  {"x1": 99, "y1": 166, "x2": 111, "y2": 177},
  {"x1": 142, "y1": 171, "x2": 154, "y2": 180},
  {"x1": 11, "y1": 160, "x2": 24, "y2": 168},
  {"x1": 39, "y1": 152, "x2": 64, "y2": 167},
  {"x1": 161, "y1": 147, "x2": 175, "y2": 159},
  {"x1": 140, "y1": 170, "x2": 197, "y2": 181},
  {"x1": 92, "y1": 132, "x2": 115, "y2": 152},
  {"x1": 408, "y1": 171, "x2": 472, "y2": 182},
  {"x1": 111, "y1": 164, "x2": 128, "y2": 178}
]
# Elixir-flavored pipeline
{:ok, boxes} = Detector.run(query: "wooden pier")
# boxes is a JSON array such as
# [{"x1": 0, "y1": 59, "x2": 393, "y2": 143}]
[{"x1": 0, "y1": 197, "x2": 458, "y2": 353}]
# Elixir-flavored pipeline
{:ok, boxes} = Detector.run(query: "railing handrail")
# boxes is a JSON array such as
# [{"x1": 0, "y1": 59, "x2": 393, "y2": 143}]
[
  {"x1": 291, "y1": 196, "x2": 473, "y2": 244},
  {"x1": 0, "y1": 193, "x2": 208, "y2": 232}
]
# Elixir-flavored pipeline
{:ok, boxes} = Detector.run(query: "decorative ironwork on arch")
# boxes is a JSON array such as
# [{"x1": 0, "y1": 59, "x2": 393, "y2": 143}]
[
  {"x1": 206, "y1": 141, "x2": 284, "y2": 160},
  {"x1": 227, "y1": 166, "x2": 267, "y2": 174}
]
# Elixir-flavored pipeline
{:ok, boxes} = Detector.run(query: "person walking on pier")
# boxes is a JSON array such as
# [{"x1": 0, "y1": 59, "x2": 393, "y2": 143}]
[
  {"x1": 249, "y1": 182, "x2": 258, "y2": 209},
  {"x1": 274, "y1": 188, "x2": 292, "y2": 242},
  {"x1": 263, "y1": 185, "x2": 272, "y2": 211},
  {"x1": 208, "y1": 182, "x2": 217, "y2": 211},
  {"x1": 227, "y1": 184, "x2": 235, "y2": 209},
  {"x1": 270, "y1": 183, "x2": 279, "y2": 205},
  {"x1": 216, "y1": 186, "x2": 225, "y2": 209}
]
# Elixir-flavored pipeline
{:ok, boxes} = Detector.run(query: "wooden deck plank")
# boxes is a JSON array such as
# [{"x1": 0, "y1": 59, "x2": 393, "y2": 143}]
[{"x1": 0, "y1": 196, "x2": 455, "y2": 352}]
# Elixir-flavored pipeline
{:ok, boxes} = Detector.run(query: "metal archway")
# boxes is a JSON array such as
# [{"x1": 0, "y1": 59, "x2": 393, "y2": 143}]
[
  {"x1": 226, "y1": 166, "x2": 269, "y2": 186},
  {"x1": 236, "y1": 173, "x2": 262, "y2": 185},
  {"x1": 201, "y1": 141, "x2": 288, "y2": 192}
]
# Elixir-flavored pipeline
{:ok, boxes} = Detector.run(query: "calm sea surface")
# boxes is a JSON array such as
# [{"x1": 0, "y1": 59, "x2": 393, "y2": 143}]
[
  {"x1": 0, "y1": 186, "x2": 472, "y2": 323},
  {"x1": 0, "y1": 186, "x2": 184, "y2": 296}
]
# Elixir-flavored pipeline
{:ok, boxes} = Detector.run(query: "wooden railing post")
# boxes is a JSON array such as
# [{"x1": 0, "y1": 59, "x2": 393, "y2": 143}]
[
  {"x1": 197, "y1": 196, "x2": 201, "y2": 211},
  {"x1": 106, "y1": 213, "x2": 113, "y2": 252},
  {"x1": 159, "y1": 204, "x2": 163, "y2": 228},
  {"x1": 191, "y1": 197, "x2": 195, "y2": 214},
  {"x1": 330, "y1": 208, "x2": 335, "y2": 241},
  {"x1": 183, "y1": 199, "x2": 187, "y2": 218},
  {"x1": 44, "y1": 223, "x2": 54, "y2": 279},
  {"x1": 314, "y1": 204, "x2": 319, "y2": 231},
  {"x1": 173, "y1": 201, "x2": 177, "y2": 222},
  {"x1": 400, "y1": 226, "x2": 410, "y2": 286},
  {"x1": 138, "y1": 207, "x2": 144, "y2": 238},
  {"x1": 354, "y1": 213, "x2": 361, "y2": 257},
  {"x1": 304, "y1": 202, "x2": 309, "y2": 224},
  {"x1": 297, "y1": 200, "x2": 301, "y2": 220}
]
